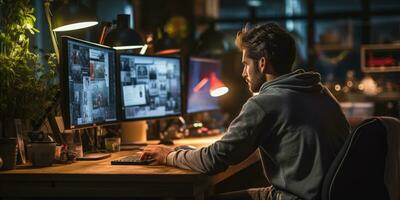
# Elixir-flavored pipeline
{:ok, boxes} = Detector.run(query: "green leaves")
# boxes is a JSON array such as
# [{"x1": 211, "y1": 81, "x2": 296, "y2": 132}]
[{"x1": 0, "y1": 0, "x2": 58, "y2": 127}]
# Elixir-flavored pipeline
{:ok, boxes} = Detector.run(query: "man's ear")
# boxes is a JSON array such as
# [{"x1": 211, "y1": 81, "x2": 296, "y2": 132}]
[{"x1": 258, "y1": 57, "x2": 268, "y2": 74}]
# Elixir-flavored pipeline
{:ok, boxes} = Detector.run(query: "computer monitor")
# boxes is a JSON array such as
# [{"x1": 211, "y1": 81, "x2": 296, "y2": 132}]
[
  {"x1": 61, "y1": 36, "x2": 118, "y2": 129},
  {"x1": 186, "y1": 57, "x2": 222, "y2": 114},
  {"x1": 118, "y1": 54, "x2": 182, "y2": 120}
]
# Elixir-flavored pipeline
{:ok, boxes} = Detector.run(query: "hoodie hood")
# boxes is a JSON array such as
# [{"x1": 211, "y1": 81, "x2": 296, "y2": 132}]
[{"x1": 259, "y1": 69, "x2": 323, "y2": 93}]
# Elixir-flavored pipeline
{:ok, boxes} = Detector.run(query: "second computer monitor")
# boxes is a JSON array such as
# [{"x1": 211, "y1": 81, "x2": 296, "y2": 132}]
[
  {"x1": 186, "y1": 57, "x2": 222, "y2": 114},
  {"x1": 119, "y1": 54, "x2": 182, "y2": 120}
]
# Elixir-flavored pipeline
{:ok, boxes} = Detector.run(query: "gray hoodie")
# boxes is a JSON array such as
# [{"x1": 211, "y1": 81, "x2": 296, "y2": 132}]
[{"x1": 166, "y1": 69, "x2": 349, "y2": 200}]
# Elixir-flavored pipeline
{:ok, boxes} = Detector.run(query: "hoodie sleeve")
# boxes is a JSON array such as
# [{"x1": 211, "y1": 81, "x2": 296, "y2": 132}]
[{"x1": 166, "y1": 99, "x2": 267, "y2": 175}]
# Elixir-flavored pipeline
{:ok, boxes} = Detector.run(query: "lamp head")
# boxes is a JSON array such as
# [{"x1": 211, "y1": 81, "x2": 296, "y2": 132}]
[
  {"x1": 52, "y1": 0, "x2": 98, "y2": 32},
  {"x1": 195, "y1": 23, "x2": 227, "y2": 57},
  {"x1": 209, "y1": 72, "x2": 229, "y2": 97},
  {"x1": 104, "y1": 14, "x2": 144, "y2": 50}
]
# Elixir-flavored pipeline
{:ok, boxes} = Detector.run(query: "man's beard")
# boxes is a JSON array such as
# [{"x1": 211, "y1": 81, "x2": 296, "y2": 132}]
[{"x1": 249, "y1": 72, "x2": 266, "y2": 93}]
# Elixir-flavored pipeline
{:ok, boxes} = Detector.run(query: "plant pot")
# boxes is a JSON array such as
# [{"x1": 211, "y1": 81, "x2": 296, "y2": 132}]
[
  {"x1": 27, "y1": 142, "x2": 56, "y2": 167},
  {"x1": 0, "y1": 138, "x2": 18, "y2": 170}
]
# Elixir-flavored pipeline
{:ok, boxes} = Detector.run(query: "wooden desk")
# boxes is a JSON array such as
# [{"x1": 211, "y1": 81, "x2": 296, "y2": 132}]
[{"x1": 0, "y1": 135, "x2": 261, "y2": 199}]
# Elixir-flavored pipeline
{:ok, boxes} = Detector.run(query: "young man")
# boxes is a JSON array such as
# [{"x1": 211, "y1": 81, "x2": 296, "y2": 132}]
[{"x1": 141, "y1": 23, "x2": 349, "y2": 200}]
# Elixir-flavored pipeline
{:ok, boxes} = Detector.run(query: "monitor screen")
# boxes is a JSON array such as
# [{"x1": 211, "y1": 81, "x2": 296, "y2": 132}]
[
  {"x1": 119, "y1": 54, "x2": 182, "y2": 120},
  {"x1": 186, "y1": 57, "x2": 221, "y2": 114},
  {"x1": 61, "y1": 36, "x2": 118, "y2": 129}
]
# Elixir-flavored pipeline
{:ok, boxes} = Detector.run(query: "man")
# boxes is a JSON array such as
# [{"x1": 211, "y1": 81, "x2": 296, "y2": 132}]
[{"x1": 141, "y1": 23, "x2": 349, "y2": 200}]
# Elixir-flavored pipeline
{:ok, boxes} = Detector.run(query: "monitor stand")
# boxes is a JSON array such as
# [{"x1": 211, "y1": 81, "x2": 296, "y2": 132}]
[{"x1": 120, "y1": 121, "x2": 148, "y2": 150}]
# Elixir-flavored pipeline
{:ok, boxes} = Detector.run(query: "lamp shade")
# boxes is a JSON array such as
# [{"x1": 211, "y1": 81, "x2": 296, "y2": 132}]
[
  {"x1": 209, "y1": 72, "x2": 229, "y2": 97},
  {"x1": 195, "y1": 23, "x2": 227, "y2": 57},
  {"x1": 104, "y1": 14, "x2": 144, "y2": 50},
  {"x1": 52, "y1": 0, "x2": 98, "y2": 32}
]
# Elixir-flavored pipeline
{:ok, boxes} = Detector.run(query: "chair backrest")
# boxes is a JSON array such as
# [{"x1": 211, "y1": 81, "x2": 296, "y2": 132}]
[{"x1": 321, "y1": 118, "x2": 389, "y2": 200}]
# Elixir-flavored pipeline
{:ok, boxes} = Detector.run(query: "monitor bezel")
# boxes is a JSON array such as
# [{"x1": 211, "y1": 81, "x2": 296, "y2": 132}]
[
  {"x1": 185, "y1": 56, "x2": 222, "y2": 114},
  {"x1": 116, "y1": 53, "x2": 184, "y2": 122},
  {"x1": 60, "y1": 36, "x2": 119, "y2": 130}
]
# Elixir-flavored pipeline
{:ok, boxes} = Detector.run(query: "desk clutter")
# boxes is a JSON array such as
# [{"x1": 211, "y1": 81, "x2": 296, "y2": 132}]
[
  {"x1": 0, "y1": 121, "x2": 221, "y2": 170},
  {"x1": 0, "y1": 128, "x2": 120, "y2": 169}
]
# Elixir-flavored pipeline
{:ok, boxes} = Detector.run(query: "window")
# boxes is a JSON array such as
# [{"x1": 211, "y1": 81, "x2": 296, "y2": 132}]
[
  {"x1": 315, "y1": 0, "x2": 362, "y2": 13},
  {"x1": 370, "y1": 0, "x2": 400, "y2": 11},
  {"x1": 370, "y1": 16, "x2": 400, "y2": 44},
  {"x1": 314, "y1": 20, "x2": 363, "y2": 83},
  {"x1": 257, "y1": 0, "x2": 307, "y2": 17},
  {"x1": 219, "y1": 0, "x2": 249, "y2": 19}
]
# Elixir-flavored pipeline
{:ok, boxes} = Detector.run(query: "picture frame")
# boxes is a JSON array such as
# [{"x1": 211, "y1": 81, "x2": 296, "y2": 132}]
[{"x1": 361, "y1": 44, "x2": 400, "y2": 73}]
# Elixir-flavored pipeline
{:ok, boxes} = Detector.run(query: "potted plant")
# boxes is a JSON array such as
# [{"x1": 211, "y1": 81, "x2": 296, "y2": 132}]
[{"x1": 0, "y1": 0, "x2": 58, "y2": 169}]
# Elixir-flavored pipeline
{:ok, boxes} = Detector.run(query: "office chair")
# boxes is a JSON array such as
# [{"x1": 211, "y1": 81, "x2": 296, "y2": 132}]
[{"x1": 321, "y1": 118, "x2": 390, "y2": 200}]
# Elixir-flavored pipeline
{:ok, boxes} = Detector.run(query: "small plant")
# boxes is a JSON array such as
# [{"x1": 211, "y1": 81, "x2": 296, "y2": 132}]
[{"x1": 0, "y1": 0, "x2": 58, "y2": 137}]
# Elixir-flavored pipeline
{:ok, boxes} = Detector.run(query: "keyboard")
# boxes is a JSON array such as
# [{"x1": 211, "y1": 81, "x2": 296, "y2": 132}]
[{"x1": 111, "y1": 154, "x2": 154, "y2": 165}]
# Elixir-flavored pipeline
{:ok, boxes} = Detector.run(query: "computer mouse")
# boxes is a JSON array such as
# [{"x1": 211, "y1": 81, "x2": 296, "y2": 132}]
[{"x1": 174, "y1": 145, "x2": 197, "y2": 151}]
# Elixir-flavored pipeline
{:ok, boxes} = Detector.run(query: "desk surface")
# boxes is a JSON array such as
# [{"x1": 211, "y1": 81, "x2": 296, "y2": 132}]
[{"x1": 0, "y1": 135, "x2": 260, "y2": 199}]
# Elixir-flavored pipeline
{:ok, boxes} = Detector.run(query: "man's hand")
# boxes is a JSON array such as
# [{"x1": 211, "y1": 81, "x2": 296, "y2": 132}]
[{"x1": 140, "y1": 145, "x2": 174, "y2": 165}]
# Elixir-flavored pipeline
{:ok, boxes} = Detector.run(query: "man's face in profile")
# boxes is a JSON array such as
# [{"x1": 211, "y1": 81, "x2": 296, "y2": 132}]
[{"x1": 241, "y1": 49, "x2": 266, "y2": 93}]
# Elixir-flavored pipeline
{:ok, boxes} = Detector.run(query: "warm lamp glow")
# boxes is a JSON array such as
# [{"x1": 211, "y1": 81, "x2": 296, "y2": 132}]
[
  {"x1": 192, "y1": 72, "x2": 229, "y2": 97},
  {"x1": 112, "y1": 45, "x2": 144, "y2": 50},
  {"x1": 155, "y1": 48, "x2": 181, "y2": 55},
  {"x1": 53, "y1": 21, "x2": 98, "y2": 32},
  {"x1": 210, "y1": 87, "x2": 229, "y2": 97},
  {"x1": 209, "y1": 72, "x2": 228, "y2": 97}
]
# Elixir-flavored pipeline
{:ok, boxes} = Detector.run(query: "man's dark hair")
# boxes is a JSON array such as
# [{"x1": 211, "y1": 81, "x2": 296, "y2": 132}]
[{"x1": 235, "y1": 23, "x2": 296, "y2": 76}]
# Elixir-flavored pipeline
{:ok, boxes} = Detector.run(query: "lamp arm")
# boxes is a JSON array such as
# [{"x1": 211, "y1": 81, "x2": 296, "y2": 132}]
[
  {"x1": 99, "y1": 22, "x2": 112, "y2": 44},
  {"x1": 193, "y1": 78, "x2": 209, "y2": 92},
  {"x1": 44, "y1": 0, "x2": 60, "y2": 64}
]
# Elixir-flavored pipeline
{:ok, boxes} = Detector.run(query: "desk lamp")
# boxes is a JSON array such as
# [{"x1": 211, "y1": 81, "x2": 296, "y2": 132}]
[
  {"x1": 44, "y1": 0, "x2": 98, "y2": 63},
  {"x1": 103, "y1": 14, "x2": 146, "y2": 53},
  {"x1": 52, "y1": 0, "x2": 98, "y2": 32},
  {"x1": 195, "y1": 22, "x2": 228, "y2": 57},
  {"x1": 193, "y1": 72, "x2": 229, "y2": 97}
]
